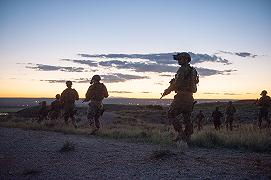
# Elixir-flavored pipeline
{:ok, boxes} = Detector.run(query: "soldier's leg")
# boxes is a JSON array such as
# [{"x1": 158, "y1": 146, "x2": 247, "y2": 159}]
[
  {"x1": 214, "y1": 121, "x2": 217, "y2": 130},
  {"x1": 183, "y1": 112, "x2": 193, "y2": 143},
  {"x1": 94, "y1": 116, "x2": 100, "y2": 129},
  {"x1": 87, "y1": 104, "x2": 96, "y2": 127},
  {"x1": 168, "y1": 110, "x2": 183, "y2": 141},
  {"x1": 63, "y1": 106, "x2": 69, "y2": 124}
]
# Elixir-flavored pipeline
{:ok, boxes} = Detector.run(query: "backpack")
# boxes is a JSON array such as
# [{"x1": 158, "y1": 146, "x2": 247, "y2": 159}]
[{"x1": 189, "y1": 67, "x2": 199, "y2": 93}]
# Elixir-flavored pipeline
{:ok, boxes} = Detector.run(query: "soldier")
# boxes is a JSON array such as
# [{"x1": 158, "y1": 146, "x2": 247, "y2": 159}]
[
  {"x1": 212, "y1": 107, "x2": 223, "y2": 130},
  {"x1": 83, "y1": 75, "x2": 108, "y2": 132},
  {"x1": 38, "y1": 101, "x2": 48, "y2": 123},
  {"x1": 225, "y1": 101, "x2": 236, "y2": 131},
  {"x1": 161, "y1": 52, "x2": 199, "y2": 144},
  {"x1": 48, "y1": 94, "x2": 62, "y2": 120},
  {"x1": 60, "y1": 81, "x2": 79, "y2": 128},
  {"x1": 195, "y1": 110, "x2": 205, "y2": 131},
  {"x1": 257, "y1": 90, "x2": 271, "y2": 128}
]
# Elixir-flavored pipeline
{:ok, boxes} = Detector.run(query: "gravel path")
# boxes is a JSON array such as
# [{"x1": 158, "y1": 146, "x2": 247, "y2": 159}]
[{"x1": 0, "y1": 127, "x2": 270, "y2": 179}]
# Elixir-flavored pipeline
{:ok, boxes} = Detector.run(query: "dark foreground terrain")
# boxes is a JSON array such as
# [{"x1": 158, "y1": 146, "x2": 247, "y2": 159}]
[{"x1": 0, "y1": 127, "x2": 270, "y2": 179}]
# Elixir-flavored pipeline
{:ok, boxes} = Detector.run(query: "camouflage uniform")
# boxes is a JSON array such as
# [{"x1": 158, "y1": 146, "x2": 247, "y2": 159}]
[
  {"x1": 49, "y1": 96, "x2": 62, "y2": 120},
  {"x1": 257, "y1": 91, "x2": 271, "y2": 128},
  {"x1": 195, "y1": 111, "x2": 205, "y2": 131},
  {"x1": 165, "y1": 52, "x2": 199, "y2": 143},
  {"x1": 225, "y1": 101, "x2": 236, "y2": 131},
  {"x1": 84, "y1": 76, "x2": 109, "y2": 129},
  {"x1": 60, "y1": 82, "x2": 79, "y2": 127},
  {"x1": 212, "y1": 107, "x2": 223, "y2": 130}
]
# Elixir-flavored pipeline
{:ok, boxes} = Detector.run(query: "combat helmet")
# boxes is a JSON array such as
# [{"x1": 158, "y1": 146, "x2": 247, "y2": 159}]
[
  {"x1": 66, "y1": 81, "x2": 72, "y2": 86},
  {"x1": 173, "y1": 52, "x2": 191, "y2": 62},
  {"x1": 260, "y1": 90, "x2": 267, "y2": 96},
  {"x1": 91, "y1": 75, "x2": 101, "y2": 83}
]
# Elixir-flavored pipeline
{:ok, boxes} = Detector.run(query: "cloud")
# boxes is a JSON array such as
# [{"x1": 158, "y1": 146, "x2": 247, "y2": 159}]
[
  {"x1": 196, "y1": 67, "x2": 237, "y2": 77},
  {"x1": 202, "y1": 92, "x2": 220, "y2": 95},
  {"x1": 101, "y1": 73, "x2": 149, "y2": 83},
  {"x1": 26, "y1": 64, "x2": 85, "y2": 72},
  {"x1": 61, "y1": 59, "x2": 98, "y2": 67},
  {"x1": 40, "y1": 73, "x2": 149, "y2": 84},
  {"x1": 99, "y1": 61, "x2": 177, "y2": 73},
  {"x1": 141, "y1": 91, "x2": 151, "y2": 94},
  {"x1": 78, "y1": 52, "x2": 231, "y2": 65},
  {"x1": 109, "y1": 91, "x2": 133, "y2": 94},
  {"x1": 224, "y1": 93, "x2": 242, "y2": 95},
  {"x1": 40, "y1": 80, "x2": 67, "y2": 83},
  {"x1": 219, "y1": 51, "x2": 257, "y2": 58}
]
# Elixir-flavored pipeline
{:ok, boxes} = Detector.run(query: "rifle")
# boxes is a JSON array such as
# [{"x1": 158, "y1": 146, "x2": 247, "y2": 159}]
[{"x1": 160, "y1": 78, "x2": 175, "y2": 99}]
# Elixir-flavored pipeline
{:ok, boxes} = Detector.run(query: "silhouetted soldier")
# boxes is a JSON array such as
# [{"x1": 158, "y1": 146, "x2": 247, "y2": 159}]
[
  {"x1": 49, "y1": 94, "x2": 62, "y2": 120},
  {"x1": 38, "y1": 101, "x2": 48, "y2": 123},
  {"x1": 195, "y1": 110, "x2": 205, "y2": 131},
  {"x1": 161, "y1": 52, "x2": 199, "y2": 143},
  {"x1": 60, "y1": 81, "x2": 79, "y2": 128},
  {"x1": 225, "y1": 101, "x2": 236, "y2": 131},
  {"x1": 212, "y1": 107, "x2": 223, "y2": 130},
  {"x1": 83, "y1": 75, "x2": 108, "y2": 131},
  {"x1": 257, "y1": 90, "x2": 271, "y2": 128}
]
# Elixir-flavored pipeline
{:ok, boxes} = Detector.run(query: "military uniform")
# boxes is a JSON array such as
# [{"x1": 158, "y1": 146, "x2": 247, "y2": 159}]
[
  {"x1": 84, "y1": 76, "x2": 108, "y2": 129},
  {"x1": 257, "y1": 91, "x2": 271, "y2": 128},
  {"x1": 212, "y1": 108, "x2": 223, "y2": 130},
  {"x1": 165, "y1": 52, "x2": 199, "y2": 143},
  {"x1": 49, "y1": 98, "x2": 62, "y2": 120},
  {"x1": 195, "y1": 111, "x2": 205, "y2": 131},
  {"x1": 60, "y1": 83, "x2": 79, "y2": 126},
  {"x1": 225, "y1": 102, "x2": 236, "y2": 131}
]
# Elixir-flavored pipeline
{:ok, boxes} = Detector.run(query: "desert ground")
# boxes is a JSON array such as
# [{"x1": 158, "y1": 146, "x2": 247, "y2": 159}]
[
  {"x1": 0, "y1": 127, "x2": 271, "y2": 179},
  {"x1": 0, "y1": 101, "x2": 271, "y2": 179}
]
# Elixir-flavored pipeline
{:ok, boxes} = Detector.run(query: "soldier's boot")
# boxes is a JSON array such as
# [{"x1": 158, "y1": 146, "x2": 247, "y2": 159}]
[{"x1": 171, "y1": 118, "x2": 183, "y2": 142}]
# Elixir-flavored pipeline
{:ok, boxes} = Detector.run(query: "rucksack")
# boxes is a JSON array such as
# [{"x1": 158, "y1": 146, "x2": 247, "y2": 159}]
[{"x1": 189, "y1": 67, "x2": 199, "y2": 93}]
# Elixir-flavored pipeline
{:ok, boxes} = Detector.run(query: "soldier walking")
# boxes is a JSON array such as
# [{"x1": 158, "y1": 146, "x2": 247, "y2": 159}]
[
  {"x1": 212, "y1": 107, "x2": 223, "y2": 130},
  {"x1": 225, "y1": 101, "x2": 236, "y2": 131},
  {"x1": 161, "y1": 52, "x2": 199, "y2": 144},
  {"x1": 195, "y1": 110, "x2": 205, "y2": 131},
  {"x1": 83, "y1": 75, "x2": 109, "y2": 132},
  {"x1": 257, "y1": 90, "x2": 271, "y2": 128},
  {"x1": 60, "y1": 81, "x2": 79, "y2": 128},
  {"x1": 49, "y1": 94, "x2": 62, "y2": 121}
]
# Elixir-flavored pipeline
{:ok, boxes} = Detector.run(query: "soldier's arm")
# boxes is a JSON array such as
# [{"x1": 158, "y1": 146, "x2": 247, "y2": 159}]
[
  {"x1": 60, "y1": 90, "x2": 65, "y2": 104},
  {"x1": 74, "y1": 89, "x2": 79, "y2": 100},
  {"x1": 103, "y1": 84, "x2": 109, "y2": 98},
  {"x1": 161, "y1": 78, "x2": 176, "y2": 98}
]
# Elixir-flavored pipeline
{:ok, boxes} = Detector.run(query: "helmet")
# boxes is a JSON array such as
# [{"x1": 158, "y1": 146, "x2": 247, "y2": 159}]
[
  {"x1": 91, "y1": 75, "x2": 101, "y2": 82},
  {"x1": 260, "y1": 90, "x2": 267, "y2": 95},
  {"x1": 55, "y1": 94, "x2": 60, "y2": 99},
  {"x1": 173, "y1": 52, "x2": 191, "y2": 62},
  {"x1": 66, "y1": 81, "x2": 72, "y2": 86}
]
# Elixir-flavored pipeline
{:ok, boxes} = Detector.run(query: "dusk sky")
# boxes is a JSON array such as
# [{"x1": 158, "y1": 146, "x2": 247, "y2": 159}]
[{"x1": 0, "y1": 0, "x2": 270, "y2": 99}]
